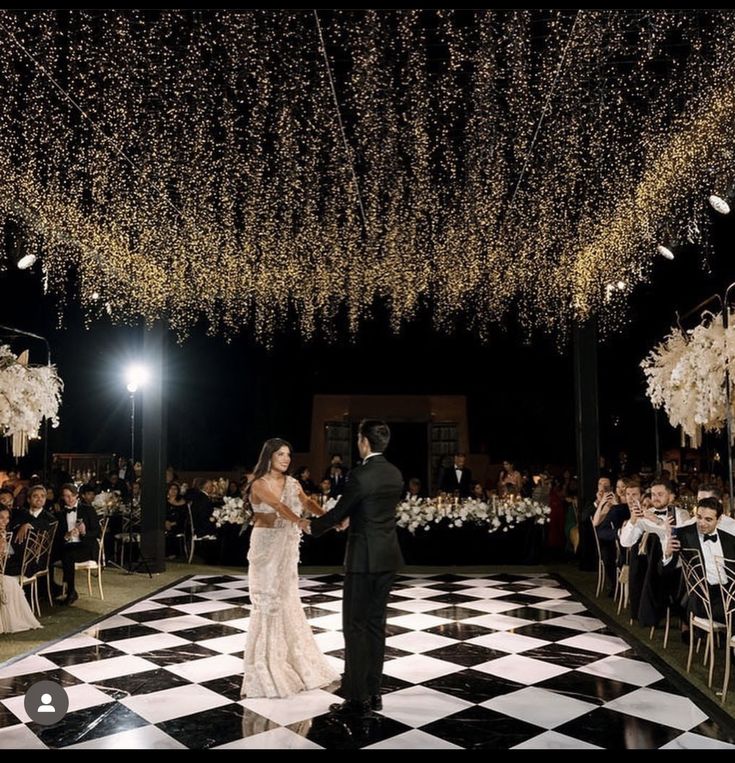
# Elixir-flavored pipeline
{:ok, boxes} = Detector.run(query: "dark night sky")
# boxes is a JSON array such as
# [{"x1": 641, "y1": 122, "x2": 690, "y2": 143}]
[{"x1": 2, "y1": 198, "x2": 734, "y2": 480}]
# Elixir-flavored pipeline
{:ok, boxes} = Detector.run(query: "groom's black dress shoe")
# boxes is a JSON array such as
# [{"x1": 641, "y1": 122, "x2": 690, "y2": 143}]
[
  {"x1": 369, "y1": 694, "x2": 382, "y2": 711},
  {"x1": 328, "y1": 699, "x2": 373, "y2": 717}
]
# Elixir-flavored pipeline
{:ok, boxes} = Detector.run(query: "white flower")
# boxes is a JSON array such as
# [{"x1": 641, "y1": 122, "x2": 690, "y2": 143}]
[
  {"x1": 210, "y1": 496, "x2": 248, "y2": 527},
  {"x1": 0, "y1": 346, "x2": 63, "y2": 453},
  {"x1": 641, "y1": 315, "x2": 735, "y2": 445}
]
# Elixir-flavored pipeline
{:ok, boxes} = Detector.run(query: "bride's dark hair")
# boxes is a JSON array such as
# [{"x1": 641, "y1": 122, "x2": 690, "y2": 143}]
[{"x1": 251, "y1": 438, "x2": 293, "y2": 485}]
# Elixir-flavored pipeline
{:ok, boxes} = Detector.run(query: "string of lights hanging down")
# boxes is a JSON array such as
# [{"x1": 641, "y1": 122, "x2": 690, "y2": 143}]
[{"x1": 0, "y1": 10, "x2": 733, "y2": 343}]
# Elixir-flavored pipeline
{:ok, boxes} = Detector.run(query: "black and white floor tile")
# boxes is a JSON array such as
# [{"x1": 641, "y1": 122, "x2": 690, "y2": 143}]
[{"x1": 1, "y1": 572, "x2": 734, "y2": 749}]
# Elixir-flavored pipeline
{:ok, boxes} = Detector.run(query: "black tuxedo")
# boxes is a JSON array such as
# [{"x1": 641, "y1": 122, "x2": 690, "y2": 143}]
[
  {"x1": 439, "y1": 464, "x2": 473, "y2": 497},
  {"x1": 7, "y1": 508, "x2": 57, "y2": 576},
  {"x1": 310, "y1": 454, "x2": 404, "y2": 702},
  {"x1": 668, "y1": 523, "x2": 735, "y2": 622},
  {"x1": 189, "y1": 490, "x2": 214, "y2": 536},
  {"x1": 58, "y1": 503, "x2": 101, "y2": 595}
]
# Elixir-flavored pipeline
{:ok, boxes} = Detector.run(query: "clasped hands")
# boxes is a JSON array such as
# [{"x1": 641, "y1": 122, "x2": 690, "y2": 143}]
[
  {"x1": 65, "y1": 521, "x2": 86, "y2": 542},
  {"x1": 297, "y1": 517, "x2": 349, "y2": 533}
]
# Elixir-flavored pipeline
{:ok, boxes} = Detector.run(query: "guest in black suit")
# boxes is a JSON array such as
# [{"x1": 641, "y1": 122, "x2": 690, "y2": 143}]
[
  {"x1": 439, "y1": 453, "x2": 473, "y2": 497},
  {"x1": 7, "y1": 484, "x2": 56, "y2": 577},
  {"x1": 664, "y1": 497, "x2": 735, "y2": 623},
  {"x1": 189, "y1": 479, "x2": 215, "y2": 537},
  {"x1": 304, "y1": 419, "x2": 404, "y2": 718},
  {"x1": 57, "y1": 483, "x2": 100, "y2": 605}
]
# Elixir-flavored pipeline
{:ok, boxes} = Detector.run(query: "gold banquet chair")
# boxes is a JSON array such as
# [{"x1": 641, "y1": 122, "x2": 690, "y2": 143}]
[
  {"x1": 715, "y1": 556, "x2": 735, "y2": 702},
  {"x1": 590, "y1": 518, "x2": 606, "y2": 598},
  {"x1": 186, "y1": 503, "x2": 217, "y2": 564},
  {"x1": 679, "y1": 549, "x2": 727, "y2": 688},
  {"x1": 54, "y1": 517, "x2": 110, "y2": 600}
]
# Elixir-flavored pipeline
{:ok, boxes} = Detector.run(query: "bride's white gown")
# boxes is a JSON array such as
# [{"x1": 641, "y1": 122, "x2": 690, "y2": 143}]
[
  {"x1": 242, "y1": 476, "x2": 340, "y2": 698},
  {"x1": 0, "y1": 575, "x2": 42, "y2": 634}
]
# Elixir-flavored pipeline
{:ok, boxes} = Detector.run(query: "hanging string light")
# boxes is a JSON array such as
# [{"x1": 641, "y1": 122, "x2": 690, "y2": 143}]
[{"x1": 0, "y1": 9, "x2": 732, "y2": 344}]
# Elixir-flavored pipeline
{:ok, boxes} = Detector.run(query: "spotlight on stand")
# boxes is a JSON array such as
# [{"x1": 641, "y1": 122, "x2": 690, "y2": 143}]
[
  {"x1": 125, "y1": 364, "x2": 150, "y2": 395},
  {"x1": 657, "y1": 244, "x2": 675, "y2": 260},
  {"x1": 709, "y1": 194, "x2": 731, "y2": 216}
]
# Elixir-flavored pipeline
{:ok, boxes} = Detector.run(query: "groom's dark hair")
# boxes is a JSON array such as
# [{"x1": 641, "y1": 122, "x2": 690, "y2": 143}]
[{"x1": 359, "y1": 419, "x2": 390, "y2": 452}]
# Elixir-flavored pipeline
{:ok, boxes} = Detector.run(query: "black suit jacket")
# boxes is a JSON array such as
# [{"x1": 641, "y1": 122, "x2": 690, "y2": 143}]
[
  {"x1": 672, "y1": 523, "x2": 735, "y2": 571},
  {"x1": 310, "y1": 454, "x2": 404, "y2": 573},
  {"x1": 439, "y1": 465, "x2": 473, "y2": 497}
]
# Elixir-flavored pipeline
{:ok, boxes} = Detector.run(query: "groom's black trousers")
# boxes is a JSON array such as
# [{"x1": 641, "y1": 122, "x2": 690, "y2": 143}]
[{"x1": 342, "y1": 571, "x2": 396, "y2": 701}]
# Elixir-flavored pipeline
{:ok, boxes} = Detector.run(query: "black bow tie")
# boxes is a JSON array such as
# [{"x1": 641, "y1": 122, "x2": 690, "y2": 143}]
[
  {"x1": 65, "y1": 508, "x2": 77, "y2": 514},
  {"x1": 703, "y1": 533, "x2": 718, "y2": 543},
  {"x1": 653, "y1": 510, "x2": 669, "y2": 516}
]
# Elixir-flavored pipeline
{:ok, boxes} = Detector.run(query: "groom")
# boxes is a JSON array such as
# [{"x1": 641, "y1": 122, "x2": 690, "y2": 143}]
[{"x1": 302, "y1": 418, "x2": 404, "y2": 717}]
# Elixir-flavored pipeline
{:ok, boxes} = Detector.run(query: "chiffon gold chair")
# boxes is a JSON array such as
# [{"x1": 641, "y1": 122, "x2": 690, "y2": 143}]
[{"x1": 679, "y1": 549, "x2": 727, "y2": 688}]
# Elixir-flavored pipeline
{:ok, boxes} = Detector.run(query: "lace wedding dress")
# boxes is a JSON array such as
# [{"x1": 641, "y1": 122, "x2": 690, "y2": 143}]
[
  {"x1": 0, "y1": 575, "x2": 42, "y2": 634},
  {"x1": 242, "y1": 476, "x2": 340, "y2": 698}
]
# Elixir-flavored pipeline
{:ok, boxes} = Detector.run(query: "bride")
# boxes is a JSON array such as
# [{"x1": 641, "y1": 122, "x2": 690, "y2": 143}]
[
  {"x1": 242, "y1": 438, "x2": 340, "y2": 698},
  {"x1": 0, "y1": 506, "x2": 42, "y2": 634}
]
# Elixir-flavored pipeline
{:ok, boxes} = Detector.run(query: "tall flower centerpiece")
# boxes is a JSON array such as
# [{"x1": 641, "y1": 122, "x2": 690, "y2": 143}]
[
  {"x1": 641, "y1": 313, "x2": 735, "y2": 446},
  {"x1": 0, "y1": 346, "x2": 63, "y2": 457}
]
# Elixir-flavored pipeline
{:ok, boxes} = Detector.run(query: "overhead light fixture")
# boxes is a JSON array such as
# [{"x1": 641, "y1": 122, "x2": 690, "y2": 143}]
[
  {"x1": 16, "y1": 252, "x2": 37, "y2": 270},
  {"x1": 709, "y1": 194, "x2": 731, "y2": 215},
  {"x1": 617, "y1": 280, "x2": 626, "y2": 290},
  {"x1": 657, "y1": 244, "x2": 675, "y2": 260}
]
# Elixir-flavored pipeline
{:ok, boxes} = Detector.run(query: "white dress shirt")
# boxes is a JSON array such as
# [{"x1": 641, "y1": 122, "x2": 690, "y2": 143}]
[{"x1": 65, "y1": 503, "x2": 81, "y2": 542}]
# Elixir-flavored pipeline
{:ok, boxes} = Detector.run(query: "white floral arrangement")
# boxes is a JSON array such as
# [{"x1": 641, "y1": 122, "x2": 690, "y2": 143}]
[
  {"x1": 210, "y1": 496, "x2": 249, "y2": 527},
  {"x1": 396, "y1": 497, "x2": 446, "y2": 533},
  {"x1": 396, "y1": 496, "x2": 550, "y2": 534},
  {"x1": 492, "y1": 497, "x2": 552, "y2": 532},
  {"x1": 91, "y1": 490, "x2": 122, "y2": 515},
  {"x1": 0, "y1": 345, "x2": 63, "y2": 456},
  {"x1": 641, "y1": 314, "x2": 735, "y2": 446}
]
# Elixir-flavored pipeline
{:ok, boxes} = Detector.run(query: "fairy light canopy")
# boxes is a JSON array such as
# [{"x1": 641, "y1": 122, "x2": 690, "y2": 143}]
[{"x1": 0, "y1": 9, "x2": 733, "y2": 343}]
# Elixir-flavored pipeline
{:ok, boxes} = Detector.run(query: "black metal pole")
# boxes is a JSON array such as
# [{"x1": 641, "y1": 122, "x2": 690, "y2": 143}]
[
  {"x1": 573, "y1": 318, "x2": 600, "y2": 572},
  {"x1": 141, "y1": 321, "x2": 167, "y2": 573},
  {"x1": 653, "y1": 406, "x2": 660, "y2": 477}
]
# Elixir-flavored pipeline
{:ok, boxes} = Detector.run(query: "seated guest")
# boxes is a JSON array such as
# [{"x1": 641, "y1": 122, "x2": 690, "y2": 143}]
[
  {"x1": 295, "y1": 466, "x2": 317, "y2": 496},
  {"x1": 7, "y1": 485, "x2": 55, "y2": 577},
  {"x1": 0, "y1": 488, "x2": 14, "y2": 511},
  {"x1": 405, "y1": 478, "x2": 424, "y2": 501},
  {"x1": 468, "y1": 480, "x2": 486, "y2": 502},
  {"x1": 56, "y1": 483, "x2": 100, "y2": 605},
  {"x1": 664, "y1": 497, "x2": 735, "y2": 623},
  {"x1": 497, "y1": 460, "x2": 522, "y2": 498},
  {"x1": 0, "y1": 507, "x2": 42, "y2": 634},
  {"x1": 620, "y1": 478, "x2": 688, "y2": 630},
  {"x1": 190, "y1": 479, "x2": 215, "y2": 537},
  {"x1": 317, "y1": 478, "x2": 333, "y2": 507},
  {"x1": 165, "y1": 482, "x2": 187, "y2": 558}
]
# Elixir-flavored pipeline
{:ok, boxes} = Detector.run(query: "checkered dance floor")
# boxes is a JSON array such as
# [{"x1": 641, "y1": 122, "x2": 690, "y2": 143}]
[{"x1": 1, "y1": 572, "x2": 734, "y2": 749}]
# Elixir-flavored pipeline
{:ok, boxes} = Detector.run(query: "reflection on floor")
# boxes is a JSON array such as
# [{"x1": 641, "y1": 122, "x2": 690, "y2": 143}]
[{"x1": 1, "y1": 572, "x2": 734, "y2": 749}]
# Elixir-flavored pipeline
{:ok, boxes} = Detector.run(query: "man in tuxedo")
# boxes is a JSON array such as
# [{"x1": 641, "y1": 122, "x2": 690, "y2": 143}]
[
  {"x1": 664, "y1": 497, "x2": 735, "y2": 623},
  {"x1": 620, "y1": 478, "x2": 689, "y2": 628},
  {"x1": 7, "y1": 484, "x2": 56, "y2": 577},
  {"x1": 438, "y1": 452, "x2": 473, "y2": 497},
  {"x1": 57, "y1": 483, "x2": 100, "y2": 605},
  {"x1": 303, "y1": 419, "x2": 404, "y2": 718}
]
